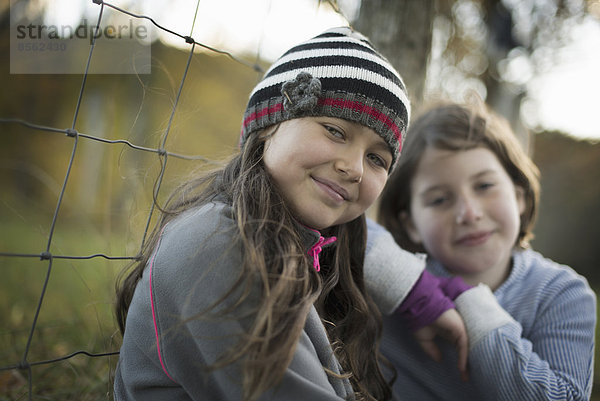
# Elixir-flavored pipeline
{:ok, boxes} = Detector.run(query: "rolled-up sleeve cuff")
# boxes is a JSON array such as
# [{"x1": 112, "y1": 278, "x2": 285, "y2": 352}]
[{"x1": 455, "y1": 284, "x2": 514, "y2": 348}]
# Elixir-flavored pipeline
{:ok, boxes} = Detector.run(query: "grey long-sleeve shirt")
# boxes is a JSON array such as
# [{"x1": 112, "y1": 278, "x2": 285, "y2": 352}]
[{"x1": 114, "y1": 202, "x2": 426, "y2": 400}]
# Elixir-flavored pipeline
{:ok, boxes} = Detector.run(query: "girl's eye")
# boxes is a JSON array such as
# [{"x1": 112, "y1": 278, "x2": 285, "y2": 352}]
[
  {"x1": 324, "y1": 125, "x2": 345, "y2": 139},
  {"x1": 424, "y1": 193, "x2": 450, "y2": 207},
  {"x1": 476, "y1": 182, "x2": 494, "y2": 191},
  {"x1": 367, "y1": 153, "x2": 388, "y2": 170},
  {"x1": 428, "y1": 197, "x2": 448, "y2": 207}
]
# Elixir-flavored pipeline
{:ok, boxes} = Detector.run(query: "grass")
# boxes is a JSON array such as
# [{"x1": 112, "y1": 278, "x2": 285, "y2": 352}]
[{"x1": 0, "y1": 210, "x2": 130, "y2": 400}]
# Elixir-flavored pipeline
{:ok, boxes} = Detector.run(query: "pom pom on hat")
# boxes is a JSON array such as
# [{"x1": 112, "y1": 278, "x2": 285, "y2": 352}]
[{"x1": 240, "y1": 27, "x2": 411, "y2": 170}]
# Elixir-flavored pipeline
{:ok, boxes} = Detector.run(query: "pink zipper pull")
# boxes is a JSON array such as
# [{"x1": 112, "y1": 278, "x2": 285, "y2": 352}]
[{"x1": 308, "y1": 235, "x2": 337, "y2": 272}]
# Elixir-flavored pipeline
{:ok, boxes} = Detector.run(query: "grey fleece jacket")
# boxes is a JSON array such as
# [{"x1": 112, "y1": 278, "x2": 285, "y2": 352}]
[{"x1": 114, "y1": 201, "x2": 426, "y2": 400}]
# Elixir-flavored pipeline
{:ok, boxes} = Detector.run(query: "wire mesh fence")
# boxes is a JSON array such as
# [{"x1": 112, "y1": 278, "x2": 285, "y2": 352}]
[{"x1": 0, "y1": 1, "x2": 276, "y2": 399}]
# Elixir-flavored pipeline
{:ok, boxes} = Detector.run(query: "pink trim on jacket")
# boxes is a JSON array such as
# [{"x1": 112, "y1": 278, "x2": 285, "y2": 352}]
[{"x1": 148, "y1": 227, "x2": 177, "y2": 383}]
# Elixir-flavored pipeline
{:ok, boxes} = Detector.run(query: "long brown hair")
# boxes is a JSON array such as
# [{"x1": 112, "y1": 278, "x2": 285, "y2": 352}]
[
  {"x1": 378, "y1": 102, "x2": 540, "y2": 252},
  {"x1": 115, "y1": 128, "x2": 391, "y2": 401}
]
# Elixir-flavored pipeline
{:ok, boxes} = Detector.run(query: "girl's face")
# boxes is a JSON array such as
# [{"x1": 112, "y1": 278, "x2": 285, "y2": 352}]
[
  {"x1": 263, "y1": 117, "x2": 392, "y2": 230},
  {"x1": 403, "y1": 146, "x2": 525, "y2": 289}
]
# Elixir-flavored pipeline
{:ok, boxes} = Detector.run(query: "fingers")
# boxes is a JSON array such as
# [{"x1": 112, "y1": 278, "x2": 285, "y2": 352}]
[
  {"x1": 432, "y1": 309, "x2": 471, "y2": 381},
  {"x1": 440, "y1": 309, "x2": 470, "y2": 381},
  {"x1": 455, "y1": 329, "x2": 469, "y2": 381},
  {"x1": 418, "y1": 339, "x2": 442, "y2": 363},
  {"x1": 411, "y1": 309, "x2": 471, "y2": 381}
]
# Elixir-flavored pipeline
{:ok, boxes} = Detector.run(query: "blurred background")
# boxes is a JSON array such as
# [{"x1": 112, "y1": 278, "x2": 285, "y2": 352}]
[{"x1": 0, "y1": 0, "x2": 599, "y2": 399}]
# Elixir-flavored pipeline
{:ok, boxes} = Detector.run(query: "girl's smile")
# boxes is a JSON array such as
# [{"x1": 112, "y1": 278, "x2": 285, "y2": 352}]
[
  {"x1": 263, "y1": 117, "x2": 391, "y2": 230},
  {"x1": 312, "y1": 175, "x2": 351, "y2": 203},
  {"x1": 454, "y1": 230, "x2": 493, "y2": 247}
]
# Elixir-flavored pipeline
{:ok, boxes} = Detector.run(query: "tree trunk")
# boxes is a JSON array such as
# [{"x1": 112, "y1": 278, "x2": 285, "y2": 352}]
[
  {"x1": 355, "y1": 0, "x2": 435, "y2": 108},
  {"x1": 480, "y1": 0, "x2": 532, "y2": 153}
]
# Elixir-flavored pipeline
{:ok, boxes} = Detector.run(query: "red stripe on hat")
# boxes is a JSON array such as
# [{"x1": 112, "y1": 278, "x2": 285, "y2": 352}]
[
  {"x1": 243, "y1": 102, "x2": 284, "y2": 128},
  {"x1": 241, "y1": 98, "x2": 403, "y2": 154},
  {"x1": 320, "y1": 98, "x2": 403, "y2": 149}
]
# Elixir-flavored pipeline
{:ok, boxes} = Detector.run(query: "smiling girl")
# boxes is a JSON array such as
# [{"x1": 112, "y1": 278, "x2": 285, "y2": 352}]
[
  {"x1": 113, "y1": 28, "x2": 468, "y2": 401},
  {"x1": 376, "y1": 102, "x2": 597, "y2": 400}
]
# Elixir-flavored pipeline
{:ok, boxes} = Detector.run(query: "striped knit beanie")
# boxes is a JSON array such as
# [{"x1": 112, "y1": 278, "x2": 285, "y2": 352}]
[{"x1": 240, "y1": 26, "x2": 411, "y2": 170}]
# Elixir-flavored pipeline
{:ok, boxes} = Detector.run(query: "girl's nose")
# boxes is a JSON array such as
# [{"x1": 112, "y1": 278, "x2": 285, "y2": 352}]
[
  {"x1": 334, "y1": 149, "x2": 363, "y2": 184},
  {"x1": 455, "y1": 196, "x2": 483, "y2": 224}
]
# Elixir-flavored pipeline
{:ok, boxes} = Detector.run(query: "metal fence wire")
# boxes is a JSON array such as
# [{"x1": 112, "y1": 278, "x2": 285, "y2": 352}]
[{"x1": 0, "y1": 0, "x2": 280, "y2": 399}]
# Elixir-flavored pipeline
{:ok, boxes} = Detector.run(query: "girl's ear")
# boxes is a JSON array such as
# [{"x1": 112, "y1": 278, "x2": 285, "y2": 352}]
[
  {"x1": 515, "y1": 185, "x2": 526, "y2": 215},
  {"x1": 399, "y1": 211, "x2": 422, "y2": 245}
]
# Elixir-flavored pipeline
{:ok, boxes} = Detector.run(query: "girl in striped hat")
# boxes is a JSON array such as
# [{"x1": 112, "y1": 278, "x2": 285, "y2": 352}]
[{"x1": 114, "y1": 27, "x2": 468, "y2": 401}]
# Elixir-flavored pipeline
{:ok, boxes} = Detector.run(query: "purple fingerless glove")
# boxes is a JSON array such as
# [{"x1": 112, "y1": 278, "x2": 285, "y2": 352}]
[
  {"x1": 438, "y1": 275, "x2": 472, "y2": 301},
  {"x1": 395, "y1": 270, "x2": 455, "y2": 332}
]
